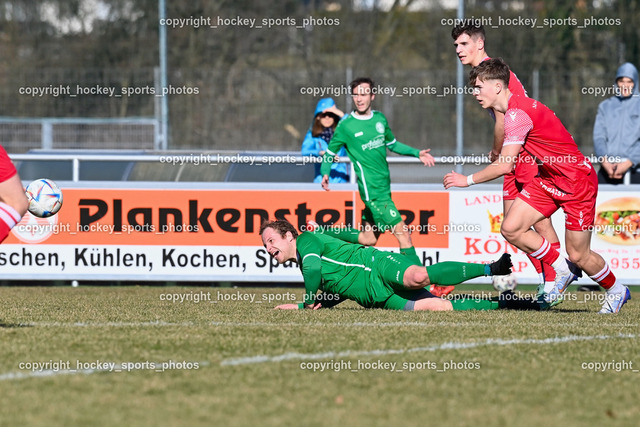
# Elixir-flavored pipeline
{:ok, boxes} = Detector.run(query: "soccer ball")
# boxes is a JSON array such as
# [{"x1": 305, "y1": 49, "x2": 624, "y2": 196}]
[
  {"x1": 492, "y1": 273, "x2": 518, "y2": 292},
  {"x1": 25, "y1": 178, "x2": 63, "y2": 218}
]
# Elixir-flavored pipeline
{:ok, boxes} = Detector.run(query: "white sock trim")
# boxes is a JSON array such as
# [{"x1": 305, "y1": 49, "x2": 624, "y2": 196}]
[
  {"x1": 0, "y1": 202, "x2": 21, "y2": 228},
  {"x1": 589, "y1": 264, "x2": 610, "y2": 283},
  {"x1": 530, "y1": 239, "x2": 550, "y2": 259}
]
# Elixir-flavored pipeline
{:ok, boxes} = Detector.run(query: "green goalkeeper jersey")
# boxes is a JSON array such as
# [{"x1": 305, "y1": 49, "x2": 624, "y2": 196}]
[
  {"x1": 295, "y1": 232, "x2": 394, "y2": 308},
  {"x1": 320, "y1": 110, "x2": 420, "y2": 201}
]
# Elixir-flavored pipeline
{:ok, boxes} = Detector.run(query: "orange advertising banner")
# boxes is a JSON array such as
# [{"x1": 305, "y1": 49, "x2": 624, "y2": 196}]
[{"x1": 9, "y1": 188, "x2": 450, "y2": 248}]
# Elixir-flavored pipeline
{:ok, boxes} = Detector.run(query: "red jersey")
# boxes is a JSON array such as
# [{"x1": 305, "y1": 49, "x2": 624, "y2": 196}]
[
  {"x1": 507, "y1": 70, "x2": 526, "y2": 97},
  {"x1": 503, "y1": 95, "x2": 592, "y2": 193}
]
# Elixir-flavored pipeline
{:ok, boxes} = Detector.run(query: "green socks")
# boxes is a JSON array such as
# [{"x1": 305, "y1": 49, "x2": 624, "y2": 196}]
[
  {"x1": 425, "y1": 262, "x2": 486, "y2": 285},
  {"x1": 450, "y1": 296, "x2": 499, "y2": 311},
  {"x1": 400, "y1": 246, "x2": 422, "y2": 265}
]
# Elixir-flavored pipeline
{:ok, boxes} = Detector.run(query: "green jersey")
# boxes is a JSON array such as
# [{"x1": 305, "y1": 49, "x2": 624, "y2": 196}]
[
  {"x1": 320, "y1": 110, "x2": 420, "y2": 201},
  {"x1": 295, "y1": 232, "x2": 397, "y2": 308}
]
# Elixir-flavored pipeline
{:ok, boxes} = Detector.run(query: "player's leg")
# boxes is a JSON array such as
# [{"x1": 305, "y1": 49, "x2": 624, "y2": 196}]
[
  {"x1": 357, "y1": 219, "x2": 379, "y2": 246},
  {"x1": 383, "y1": 283, "x2": 537, "y2": 311},
  {"x1": 382, "y1": 293, "x2": 453, "y2": 311},
  {"x1": 504, "y1": 182, "x2": 545, "y2": 288},
  {"x1": 398, "y1": 254, "x2": 512, "y2": 290},
  {"x1": 532, "y1": 217, "x2": 564, "y2": 292},
  {"x1": 370, "y1": 197, "x2": 459, "y2": 295},
  {"x1": 499, "y1": 193, "x2": 572, "y2": 307},
  {"x1": 562, "y1": 229, "x2": 629, "y2": 313},
  {"x1": 0, "y1": 154, "x2": 29, "y2": 243},
  {"x1": 389, "y1": 219, "x2": 412, "y2": 250},
  {"x1": 366, "y1": 199, "x2": 413, "y2": 254},
  {"x1": 500, "y1": 198, "x2": 547, "y2": 253},
  {"x1": 382, "y1": 291, "x2": 498, "y2": 311}
]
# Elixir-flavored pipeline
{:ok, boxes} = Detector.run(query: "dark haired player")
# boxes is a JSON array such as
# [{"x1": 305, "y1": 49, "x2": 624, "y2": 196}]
[
  {"x1": 451, "y1": 23, "x2": 579, "y2": 302},
  {"x1": 444, "y1": 58, "x2": 630, "y2": 314},
  {"x1": 317, "y1": 77, "x2": 453, "y2": 297}
]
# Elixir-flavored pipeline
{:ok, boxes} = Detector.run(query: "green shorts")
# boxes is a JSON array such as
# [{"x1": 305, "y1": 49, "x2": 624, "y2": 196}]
[
  {"x1": 361, "y1": 198, "x2": 403, "y2": 234},
  {"x1": 367, "y1": 249, "x2": 416, "y2": 309}
]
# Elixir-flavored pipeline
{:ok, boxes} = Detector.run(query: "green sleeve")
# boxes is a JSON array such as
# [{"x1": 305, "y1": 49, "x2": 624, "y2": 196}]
[
  {"x1": 382, "y1": 115, "x2": 420, "y2": 157},
  {"x1": 296, "y1": 233, "x2": 324, "y2": 307},
  {"x1": 320, "y1": 124, "x2": 347, "y2": 177},
  {"x1": 388, "y1": 140, "x2": 420, "y2": 157}
]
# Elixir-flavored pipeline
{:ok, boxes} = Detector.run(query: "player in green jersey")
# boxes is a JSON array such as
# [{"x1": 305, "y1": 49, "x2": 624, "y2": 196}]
[
  {"x1": 317, "y1": 77, "x2": 452, "y2": 296},
  {"x1": 260, "y1": 219, "x2": 540, "y2": 312},
  {"x1": 319, "y1": 78, "x2": 433, "y2": 257}
]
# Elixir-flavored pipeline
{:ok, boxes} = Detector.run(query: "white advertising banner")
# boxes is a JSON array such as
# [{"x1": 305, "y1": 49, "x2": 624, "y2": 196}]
[{"x1": 3, "y1": 183, "x2": 638, "y2": 285}]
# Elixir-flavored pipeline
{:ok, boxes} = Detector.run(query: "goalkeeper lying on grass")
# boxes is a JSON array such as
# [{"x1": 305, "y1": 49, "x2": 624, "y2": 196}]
[{"x1": 260, "y1": 219, "x2": 540, "y2": 311}]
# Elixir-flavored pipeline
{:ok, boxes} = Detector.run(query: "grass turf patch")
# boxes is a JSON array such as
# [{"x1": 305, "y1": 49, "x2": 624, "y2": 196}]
[{"x1": 0, "y1": 286, "x2": 638, "y2": 426}]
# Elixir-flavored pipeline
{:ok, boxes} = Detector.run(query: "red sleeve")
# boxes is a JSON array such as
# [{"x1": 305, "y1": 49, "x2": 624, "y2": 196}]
[{"x1": 503, "y1": 108, "x2": 533, "y2": 146}]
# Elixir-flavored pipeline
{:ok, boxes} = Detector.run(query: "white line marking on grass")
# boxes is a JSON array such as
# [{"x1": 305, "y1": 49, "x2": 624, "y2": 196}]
[
  {"x1": 18, "y1": 321, "x2": 639, "y2": 328},
  {"x1": 210, "y1": 321, "x2": 639, "y2": 328},
  {"x1": 20, "y1": 321, "x2": 196, "y2": 327},
  {"x1": 220, "y1": 333, "x2": 638, "y2": 366},
  {"x1": 0, "y1": 361, "x2": 211, "y2": 382},
  {"x1": 0, "y1": 369, "x2": 99, "y2": 381}
]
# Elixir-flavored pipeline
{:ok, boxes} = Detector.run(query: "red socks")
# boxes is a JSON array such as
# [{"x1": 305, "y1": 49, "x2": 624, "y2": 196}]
[{"x1": 0, "y1": 202, "x2": 22, "y2": 243}]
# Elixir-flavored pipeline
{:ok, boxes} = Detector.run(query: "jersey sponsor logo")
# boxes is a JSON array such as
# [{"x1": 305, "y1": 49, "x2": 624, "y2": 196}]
[
  {"x1": 355, "y1": 131, "x2": 364, "y2": 137},
  {"x1": 520, "y1": 189, "x2": 530, "y2": 198},
  {"x1": 540, "y1": 181, "x2": 566, "y2": 198},
  {"x1": 509, "y1": 111, "x2": 518, "y2": 121},
  {"x1": 375, "y1": 122, "x2": 385, "y2": 134},
  {"x1": 361, "y1": 135, "x2": 386, "y2": 151}
]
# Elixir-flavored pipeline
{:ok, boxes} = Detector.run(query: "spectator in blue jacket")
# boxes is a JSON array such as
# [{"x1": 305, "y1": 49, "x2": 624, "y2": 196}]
[
  {"x1": 593, "y1": 62, "x2": 640, "y2": 184},
  {"x1": 301, "y1": 98, "x2": 349, "y2": 183}
]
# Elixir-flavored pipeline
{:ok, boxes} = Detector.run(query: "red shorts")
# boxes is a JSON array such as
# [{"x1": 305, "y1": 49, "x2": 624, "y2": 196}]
[
  {"x1": 0, "y1": 146, "x2": 17, "y2": 182},
  {"x1": 503, "y1": 155, "x2": 538, "y2": 201},
  {"x1": 517, "y1": 169, "x2": 598, "y2": 232}
]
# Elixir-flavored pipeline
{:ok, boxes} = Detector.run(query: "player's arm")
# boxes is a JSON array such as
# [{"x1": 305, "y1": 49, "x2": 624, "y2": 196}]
[
  {"x1": 274, "y1": 233, "x2": 324, "y2": 310},
  {"x1": 443, "y1": 143, "x2": 519, "y2": 188},
  {"x1": 388, "y1": 141, "x2": 435, "y2": 167},
  {"x1": 312, "y1": 293, "x2": 346, "y2": 309},
  {"x1": 383, "y1": 117, "x2": 434, "y2": 166},
  {"x1": 320, "y1": 130, "x2": 346, "y2": 191},
  {"x1": 491, "y1": 109, "x2": 505, "y2": 162},
  {"x1": 444, "y1": 107, "x2": 532, "y2": 188}
]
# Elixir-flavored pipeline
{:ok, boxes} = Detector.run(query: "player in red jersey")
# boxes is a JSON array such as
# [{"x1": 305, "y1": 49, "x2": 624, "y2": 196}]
[
  {"x1": 0, "y1": 146, "x2": 28, "y2": 243},
  {"x1": 444, "y1": 58, "x2": 630, "y2": 314},
  {"x1": 451, "y1": 23, "x2": 573, "y2": 298}
]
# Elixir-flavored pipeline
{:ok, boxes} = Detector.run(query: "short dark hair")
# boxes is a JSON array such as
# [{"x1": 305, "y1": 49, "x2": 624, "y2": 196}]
[
  {"x1": 469, "y1": 57, "x2": 510, "y2": 87},
  {"x1": 349, "y1": 77, "x2": 375, "y2": 94},
  {"x1": 451, "y1": 22, "x2": 486, "y2": 41},
  {"x1": 259, "y1": 219, "x2": 299, "y2": 239}
]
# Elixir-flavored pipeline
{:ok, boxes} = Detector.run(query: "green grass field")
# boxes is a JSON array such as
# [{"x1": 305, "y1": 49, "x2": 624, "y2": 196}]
[{"x1": 1, "y1": 286, "x2": 638, "y2": 427}]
